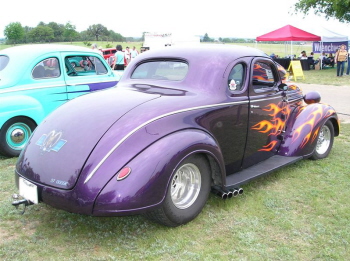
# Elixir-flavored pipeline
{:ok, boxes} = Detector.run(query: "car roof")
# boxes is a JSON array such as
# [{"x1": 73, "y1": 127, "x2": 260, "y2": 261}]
[
  {"x1": 137, "y1": 44, "x2": 268, "y2": 62},
  {"x1": 122, "y1": 44, "x2": 270, "y2": 95},
  {"x1": 0, "y1": 44, "x2": 97, "y2": 88},
  {"x1": 1, "y1": 44, "x2": 93, "y2": 57}
]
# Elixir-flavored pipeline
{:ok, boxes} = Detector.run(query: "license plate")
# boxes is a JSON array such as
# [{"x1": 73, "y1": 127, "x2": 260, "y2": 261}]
[{"x1": 19, "y1": 177, "x2": 38, "y2": 204}]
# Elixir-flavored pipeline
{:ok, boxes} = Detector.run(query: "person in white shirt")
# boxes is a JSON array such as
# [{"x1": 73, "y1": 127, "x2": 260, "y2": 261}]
[
  {"x1": 130, "y1": 46, "x2": 139, "y2": 60},
  {"x1": 124, "y1": 47, "x2": 131, "y2": 66},
  {"x1": 91, "y1": 43, "x2": 103, "y2": 55}
]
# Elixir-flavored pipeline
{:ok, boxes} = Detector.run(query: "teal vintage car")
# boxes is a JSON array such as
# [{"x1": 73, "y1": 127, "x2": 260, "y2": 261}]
[{"x1": 0, "y1": 44, "x2": 120, "y2": 157}]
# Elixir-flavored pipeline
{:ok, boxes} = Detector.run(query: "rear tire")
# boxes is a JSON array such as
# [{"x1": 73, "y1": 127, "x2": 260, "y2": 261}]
[
  {"x1": 310, "y1": 120, "x2": 334, "y2": 160},
  {"x1": 0, "y1": 117, "x2": 36, "y2": 157},
  {"x1": 144, "y1": 154, "x2": 211, "y2": 227}
]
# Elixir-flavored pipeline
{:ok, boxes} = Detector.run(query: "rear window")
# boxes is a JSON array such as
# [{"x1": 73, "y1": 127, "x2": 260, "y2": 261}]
[
  {"x1": 0, "y1": 55, "x2": 9, "y2": 71},
  {"x1": 131, "y1": 60, "x2": 188, "y2": 81}
]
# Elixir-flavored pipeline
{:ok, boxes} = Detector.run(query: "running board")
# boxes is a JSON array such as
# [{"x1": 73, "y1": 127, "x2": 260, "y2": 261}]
[{"x1": 225, "y1": 155, "x2": 303, "y2": 188}]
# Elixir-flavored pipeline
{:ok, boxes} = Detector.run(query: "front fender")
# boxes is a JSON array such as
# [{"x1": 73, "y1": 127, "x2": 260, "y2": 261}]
[
  {"x1": 278, "y1": 103, "x2": 339, "y2": 157},
  {"x1": 0, "y1": 95, "x2": 43, "y2": 127},
  {"x1": 93, "y1": 129, "x2": 224, "y2": 216}
]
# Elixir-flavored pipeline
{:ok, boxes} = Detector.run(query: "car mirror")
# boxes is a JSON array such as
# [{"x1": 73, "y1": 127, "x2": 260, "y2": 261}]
[
  {"x1": 278, "y1": 83, "x2": 288, "y2": 91},
  {"x1": 304, "y1": 91, "x2": 321, "y2": 104}
]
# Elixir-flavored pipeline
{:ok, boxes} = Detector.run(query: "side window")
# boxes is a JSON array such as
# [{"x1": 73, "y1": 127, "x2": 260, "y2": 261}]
[
  {"x1": 252, "y1": 61, "x2": 276, "y2": 90},
  {"x1": 65, "y1": 55, "x2": 108, "y2": 76},
  {"x1": 32, "y1": 58, "x2": 60, "y2": 79},
  {"x1": 228, "y1": 63, "x2": 245, "y2": 91}
]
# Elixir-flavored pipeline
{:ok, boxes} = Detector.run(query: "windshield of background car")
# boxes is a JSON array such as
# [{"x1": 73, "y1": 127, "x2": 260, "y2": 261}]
[
  {"x1": 0, "y1": 55, "x2": 10, "y2": 71},
  {"x1": 131, "y1": 60, "x2": 188, "y2": 81}
]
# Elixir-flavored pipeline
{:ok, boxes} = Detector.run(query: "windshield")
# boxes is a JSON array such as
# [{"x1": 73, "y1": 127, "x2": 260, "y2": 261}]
[
  {"x1": 0, "y1": 55, "x2": 10, "y2": 71},
  {"x1": 131, "y1": 60, "x2": 188, "y2": 81}
]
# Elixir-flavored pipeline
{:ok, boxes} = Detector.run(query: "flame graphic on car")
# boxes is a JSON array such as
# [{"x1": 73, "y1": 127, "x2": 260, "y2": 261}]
[
  {"x1": 292, "y1": 105, "x2": 335, "y2": 148},
  {"x1": 251, "y1": 102, "x2": 291, "y2": 152},
  {"x1": 252, "y1": 103, "x2": 334, "y2": 152}
]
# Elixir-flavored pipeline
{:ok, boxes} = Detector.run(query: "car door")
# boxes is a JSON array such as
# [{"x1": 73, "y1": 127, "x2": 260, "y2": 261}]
[
  {"x1": 213, "y1": 59, "x2": 250, "y2": 175},
  {"x1": 27, "y1": 57, "x2": 68, "y2": 116},
  {"x1": 242, "y1": 58, "x2": 288, "y2": 169},
  {"x1": 62, "y1": 53, "x2": 118, "y2": 100}
]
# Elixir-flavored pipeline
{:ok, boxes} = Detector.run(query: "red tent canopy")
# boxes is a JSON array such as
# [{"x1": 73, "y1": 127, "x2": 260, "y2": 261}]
[{"x1": 256, "y1": 25, "x2": 321, "y2": 41}]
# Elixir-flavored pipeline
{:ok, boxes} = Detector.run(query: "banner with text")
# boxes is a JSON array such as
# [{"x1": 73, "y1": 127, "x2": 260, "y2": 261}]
[{"x1": 313, "y1": 41, "x2": 348, "y2": 54}]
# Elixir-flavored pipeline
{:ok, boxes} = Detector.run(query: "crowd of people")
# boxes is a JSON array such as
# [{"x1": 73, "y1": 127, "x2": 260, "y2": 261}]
[
  {"x1": 91, "y1": 43, "x2": 143, "y2": 71},
  {"x1": 271, "y1": 44, "x2": 349, "y2": 77},
  {"x1": 92, "y1": 42, "x2": 350, "y2": 77}
]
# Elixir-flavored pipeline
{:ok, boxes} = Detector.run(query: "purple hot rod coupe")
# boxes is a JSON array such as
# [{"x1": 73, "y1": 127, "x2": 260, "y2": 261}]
[{"x1": 13, "y1": 45, "x2": 339, "y2": 227}]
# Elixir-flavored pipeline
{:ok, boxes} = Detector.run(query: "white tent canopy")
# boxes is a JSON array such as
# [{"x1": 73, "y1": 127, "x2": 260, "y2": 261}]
[{"x1": 305, "y1": 26, "x2": 348, "y2": 42}]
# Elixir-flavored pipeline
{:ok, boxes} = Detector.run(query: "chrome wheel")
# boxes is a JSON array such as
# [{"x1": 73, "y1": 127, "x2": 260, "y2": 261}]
[
  {"x1": 170, "y1": 163, "x2": 201, "y2": 209},
  {"x1": 315, "y1": 124, "x2": 331, "y2": 155},
  {"x1": 310, "y1": 120, "x2": 334, "y2": 160},
  {"x1": 0, "y1": 117, "x2": 36, "y2": 157}
]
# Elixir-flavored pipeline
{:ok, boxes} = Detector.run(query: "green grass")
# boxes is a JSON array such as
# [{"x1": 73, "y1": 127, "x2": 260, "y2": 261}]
[{"x1": 0, "y1": 125, "x2": 349, "y2": 260}]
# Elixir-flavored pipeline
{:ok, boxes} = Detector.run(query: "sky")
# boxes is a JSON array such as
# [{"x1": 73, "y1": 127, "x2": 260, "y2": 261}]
[{"x1": 1, "y1": 0, "x2": 350, "y2": 39}]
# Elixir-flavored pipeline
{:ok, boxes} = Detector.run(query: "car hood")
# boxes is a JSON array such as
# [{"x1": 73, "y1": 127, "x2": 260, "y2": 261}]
[{"x1": 16, "y1": 87, "x2": 162, "y2": 189}]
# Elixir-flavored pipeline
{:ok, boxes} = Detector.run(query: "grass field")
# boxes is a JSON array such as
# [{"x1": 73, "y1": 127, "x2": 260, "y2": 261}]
[
  {"x1": 1, "y1": 41, "x2": 349, "y2": 260},
  {"x1": 1, "y1": 124, "x2": 349, "y2": 260}
]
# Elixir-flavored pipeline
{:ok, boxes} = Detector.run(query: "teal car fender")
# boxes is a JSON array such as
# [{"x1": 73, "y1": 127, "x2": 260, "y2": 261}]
[{"x1": 0, "y1": 95, "x2": 45, "y2": 127}]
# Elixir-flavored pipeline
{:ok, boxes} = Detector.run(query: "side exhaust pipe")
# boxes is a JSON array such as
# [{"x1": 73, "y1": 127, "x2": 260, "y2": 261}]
[
  {"x1": 229, "y1": 188, "x2": 239, "y2": 197},
  {"x1": 211, "y1": 186, "x2": 229, "y2": 200},
  {"x1": 211, "y1": 186, "x2": 244, "y2": 199},
  {"x1": 236, "y1": 187, "x2": 244, "y2": 195}
]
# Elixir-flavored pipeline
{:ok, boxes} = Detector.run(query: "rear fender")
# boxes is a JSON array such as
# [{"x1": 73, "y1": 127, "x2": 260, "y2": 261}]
[
  {"x1": 93, "y1": 129, "x2": 224, "y2": 216},
  {"x1": 0, "y1": 95, "x2": 42, "y2": 127},
  {"x1": 278, "y1": 103, "x2": 339, "y2": 157}
]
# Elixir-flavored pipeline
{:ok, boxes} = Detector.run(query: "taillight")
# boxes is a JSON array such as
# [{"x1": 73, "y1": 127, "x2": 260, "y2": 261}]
[{"x1": 116, "y1": 167, "x2": 131, "y2": 181}]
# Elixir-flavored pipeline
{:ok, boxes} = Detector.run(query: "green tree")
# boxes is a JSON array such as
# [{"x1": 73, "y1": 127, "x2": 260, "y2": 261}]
[
  {"x1": 4, "y1": 22, "x2": 24, "y2": 44},
  {"x1": 202, "y1": 33, "x2": 212, "y2": 42},
  {"x1": 28, "y1": 25, "x2": 54, "y2": 43},
  {"x1": 63, "y1": 22, "x2": 79, "y2": 43},
  {"x1": 108, "y1": 30, "x2": 124, "y2": 42},
  {"x1": 87, "y1": 24, "x2": 108, "y2": 41},
  {"x1": 294, "y1": 0, "x2": 350, "y2": 23},
  {"x1": 48, "y1": 22, "x2": 65, "y2": 42}
]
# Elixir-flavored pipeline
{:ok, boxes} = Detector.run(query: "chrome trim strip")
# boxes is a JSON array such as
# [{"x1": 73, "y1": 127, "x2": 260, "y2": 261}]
[
  {"x1": 84, "y1": 99, "x2": 250, "y2": 183},
  {"x1": 249, "y1": 96, "x2": 281, "y2": 103},
  {"x1": 0, "y1": 80, "x2": 118, "y2": 94},
  {"x1": 286, "y1": 97, "x2": 303, "y2": 103}
]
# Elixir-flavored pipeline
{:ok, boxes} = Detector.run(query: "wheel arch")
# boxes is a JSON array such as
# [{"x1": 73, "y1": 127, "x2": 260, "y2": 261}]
[
  {"x1": 93, "y1": 129, "x2": 226, "y2": 215},
  {"x1": 278, "y1": 103, "x2": 339, "y2": 157}
]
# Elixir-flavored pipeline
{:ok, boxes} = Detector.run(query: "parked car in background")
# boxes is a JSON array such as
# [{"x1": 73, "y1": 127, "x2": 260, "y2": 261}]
[
  {"x1": 14, "y1": 45, "x2": 339, "y2": 227},
  {"x1": 101, "y1": 48, "x2": 116, "y2": 60},
  {"x1": 0, "y1": 44, "x2": 120, "y2": 157}
]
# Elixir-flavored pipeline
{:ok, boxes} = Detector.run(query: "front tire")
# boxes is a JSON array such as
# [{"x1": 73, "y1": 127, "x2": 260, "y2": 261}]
[
  {"x1": 310, "y1": 120, "x2": 334, "y2": 160},
  {"x1": 145, "y1": 154, "x2": 211, "y2": 227},
  {"x1": 0, "y1": 117, "x2": 36, "y2": 157}
]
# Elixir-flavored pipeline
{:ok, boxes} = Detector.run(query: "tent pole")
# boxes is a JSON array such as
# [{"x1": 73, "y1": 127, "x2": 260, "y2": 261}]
[{"x1": 291, "y1": 41, "x2": 293, "y2": 59}]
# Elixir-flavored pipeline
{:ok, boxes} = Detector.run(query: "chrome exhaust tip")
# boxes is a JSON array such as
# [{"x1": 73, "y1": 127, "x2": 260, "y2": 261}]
[{"x1": 211, "y1": 186, "x2": 228, "y2": 200}]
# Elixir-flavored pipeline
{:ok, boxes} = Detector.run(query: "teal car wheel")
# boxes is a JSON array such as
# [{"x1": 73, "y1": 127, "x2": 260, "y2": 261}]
[{"x1": 0, "y1": 117, "x2": 37, "y2": 157}]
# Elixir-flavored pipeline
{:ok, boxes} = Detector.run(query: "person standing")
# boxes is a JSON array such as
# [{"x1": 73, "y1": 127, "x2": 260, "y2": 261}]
[
  {"x1": 124, "y1": 47, "x2": 131, "y2": 66},
  {"x1": 112, "y1": 45, "x2": 125, "y2": 70},
  {"x1": 335, "y1": 44, "x2": 348, "y2": 77},
  {"x1": 130, "y1": 46, "x2": 139, "y2": 60},
  {"x1": 346, "y1": 52, "x2": 350, "y2": 76},
  {"x1": 91, "y1": 43, "x2": 103, "y2": 55}
]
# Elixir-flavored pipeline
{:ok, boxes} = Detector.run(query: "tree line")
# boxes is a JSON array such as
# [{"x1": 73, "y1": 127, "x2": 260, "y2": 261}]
[{"x1": 3, "y1": 21, "x2": 140, "y2": 45}]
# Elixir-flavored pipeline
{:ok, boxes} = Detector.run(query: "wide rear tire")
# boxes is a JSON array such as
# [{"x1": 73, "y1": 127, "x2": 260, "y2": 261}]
[
  {"x1": 310, "y1": 120, "x2": 334, "y2": 160},
  {"x1": 145, "y1": 154, "x2": 211, "y2": 227},
  {"x1": 0, "y1": 117, "x2": 36, "y2": 157}
]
